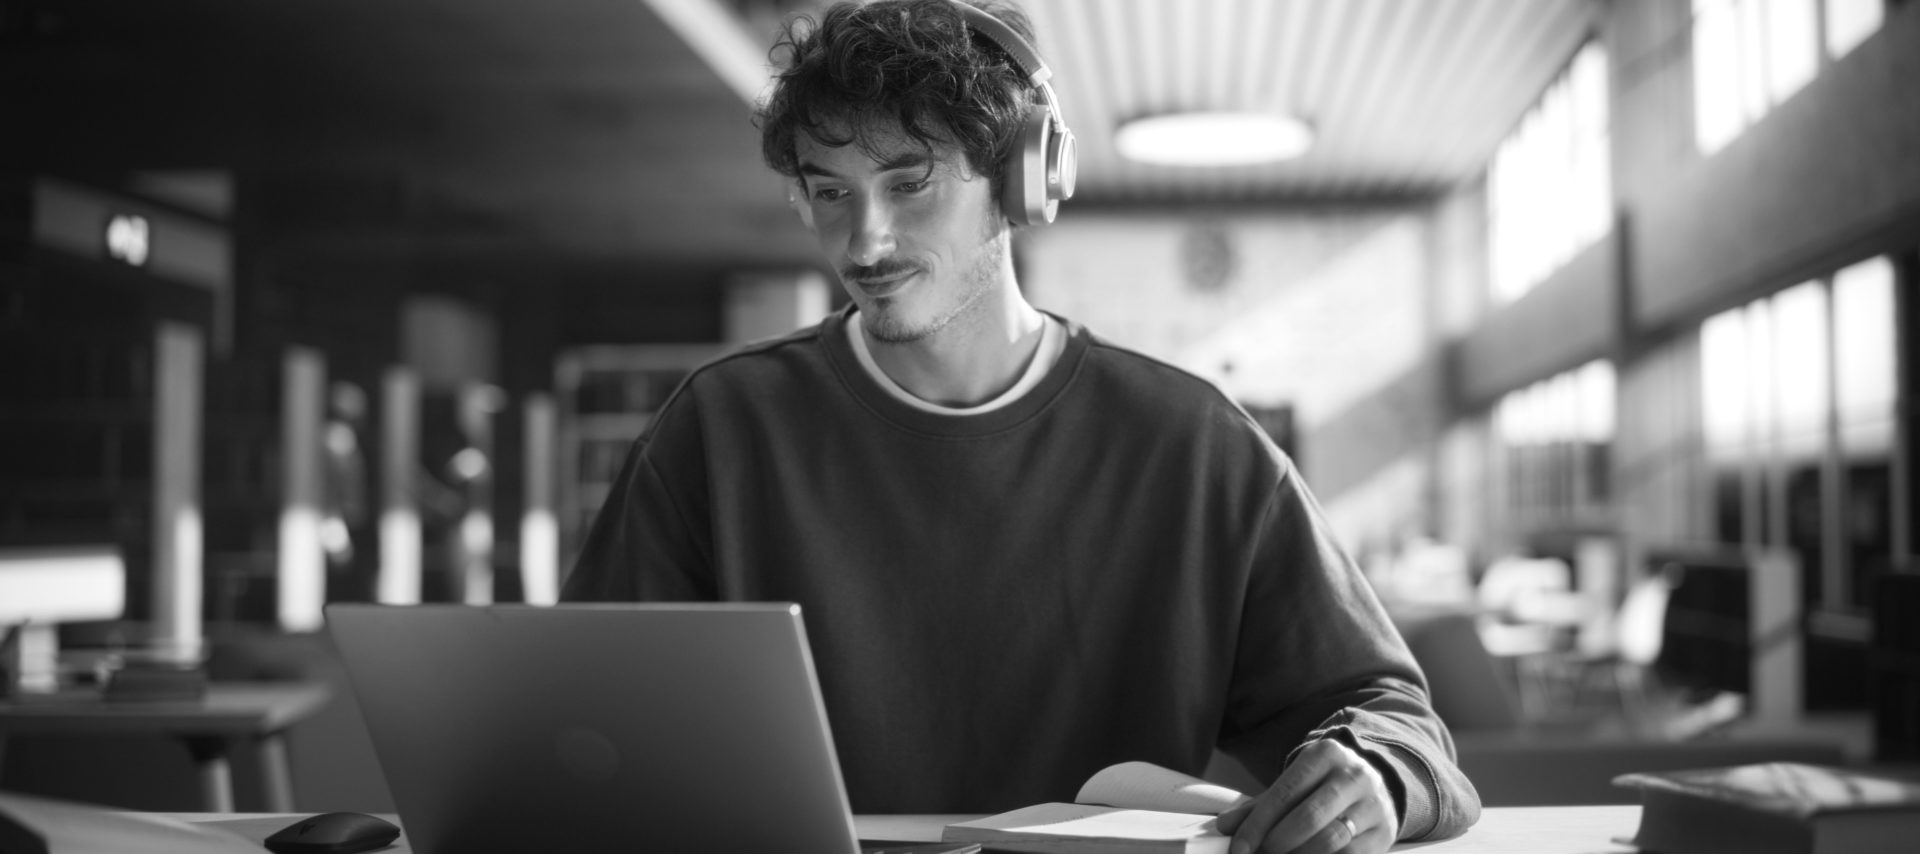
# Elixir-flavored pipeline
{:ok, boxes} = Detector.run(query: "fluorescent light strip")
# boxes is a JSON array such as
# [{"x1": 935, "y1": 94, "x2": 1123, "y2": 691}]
[
  {"x1": 642, "y1": 0, "x2": 775, "y2": 107},
  {"x1": 1115, "y1": 112, "x2": 1314, "y2": 167}
]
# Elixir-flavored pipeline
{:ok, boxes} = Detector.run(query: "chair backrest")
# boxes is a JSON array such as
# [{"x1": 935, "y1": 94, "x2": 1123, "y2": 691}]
[
  {"x1": 1613, "y1": 573, "x2": 1674, "y2": 665},
  {"x1": 1400, "y1": 611, "x2": 1523, "y2": 732}
]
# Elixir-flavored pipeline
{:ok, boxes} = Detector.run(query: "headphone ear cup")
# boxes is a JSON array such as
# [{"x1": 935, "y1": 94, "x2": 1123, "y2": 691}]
[
  {"x1": 1049, "y1": 125, "x2": 1077, "y2": 204},
  {"x1": 1004, "y1": 104, "x2": 1055, "y2": 225}
]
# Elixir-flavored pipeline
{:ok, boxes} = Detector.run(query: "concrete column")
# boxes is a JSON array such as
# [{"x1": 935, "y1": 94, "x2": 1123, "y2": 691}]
[
  {"x1": 277, "y1": 347, "x2": 326, "y2": 632},
  {"x1": 152, "y1": 322, "x2": 204, "y2": 659},
  {"x1": 521, "y1": 392, "x2": 559, "y2": 605},
  {"x1": 378, "y1": 368, "x2": 423, "y2": 604}
]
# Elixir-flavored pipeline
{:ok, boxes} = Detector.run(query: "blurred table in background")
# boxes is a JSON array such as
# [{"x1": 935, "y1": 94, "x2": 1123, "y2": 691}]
[{"x1": 0, "y1": 680, "x2": 329, "y2": 812}]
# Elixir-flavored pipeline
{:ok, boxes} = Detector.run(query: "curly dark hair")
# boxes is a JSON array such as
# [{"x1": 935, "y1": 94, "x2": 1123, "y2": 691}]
[{"x1": 756, "y1": 0, "x2": 1040, "y2": 197}]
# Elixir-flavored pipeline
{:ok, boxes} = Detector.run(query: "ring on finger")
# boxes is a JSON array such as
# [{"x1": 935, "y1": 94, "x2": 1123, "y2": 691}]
[{"x1": 1337, "y1": 814, "x2": 1358, "y2": 840}]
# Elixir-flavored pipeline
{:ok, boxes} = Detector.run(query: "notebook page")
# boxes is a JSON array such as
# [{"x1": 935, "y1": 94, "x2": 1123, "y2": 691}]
[{"x1": 1075, "y1": 761, "x2": 1251, "y2": 815}]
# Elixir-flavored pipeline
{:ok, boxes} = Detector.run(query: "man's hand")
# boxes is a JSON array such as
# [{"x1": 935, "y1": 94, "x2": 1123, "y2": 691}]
[{"x1": 1214, "y1": 739, "x2": 1398, "y2": 854}]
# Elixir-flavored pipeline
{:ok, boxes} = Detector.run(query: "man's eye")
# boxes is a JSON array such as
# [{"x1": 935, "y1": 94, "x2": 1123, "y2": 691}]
[
  {"x1": 812, "y1": 187, "x2": 847, "y2": 203},
  {"x1": 895, "y1": 180, "x2": 928, "y2": 194}
]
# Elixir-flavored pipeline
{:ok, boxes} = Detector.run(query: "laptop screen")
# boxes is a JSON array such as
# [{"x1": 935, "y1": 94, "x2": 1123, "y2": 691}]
[{"x1": 328, "y1": 603, "x2": 867, "y2": 853}]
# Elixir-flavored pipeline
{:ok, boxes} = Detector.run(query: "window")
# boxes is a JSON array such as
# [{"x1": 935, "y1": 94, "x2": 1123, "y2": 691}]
[
  {"x1": 1832, "y1": 257, "x2": 1897, "y2": 605},
  {"x1": 1698, "y1": 256, "x2": 1896, "y2": 613},
  {"x1": 1825, "y1": 0, "x2": 1885, "y2": 58},
  {"x1": 1693, "y1": 0, "x2": 1884, "y2": 156},
  {"x1": 1494, "y1": 359, "x2": 1616, "y2": 526},
  {"x1": 1487, "y1": 41, "x2": 1612, "y2": 305}
]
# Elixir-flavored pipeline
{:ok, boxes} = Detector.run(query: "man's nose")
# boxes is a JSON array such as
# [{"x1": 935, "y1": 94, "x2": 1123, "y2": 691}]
[{"x1": 847, "y1": 198, "x2": 897, "y2": 267}]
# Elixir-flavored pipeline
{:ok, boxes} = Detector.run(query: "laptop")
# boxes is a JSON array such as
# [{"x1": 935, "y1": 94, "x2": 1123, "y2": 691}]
[{"x1": 326, "y1": 602, "x2": 977, "y2": 854}]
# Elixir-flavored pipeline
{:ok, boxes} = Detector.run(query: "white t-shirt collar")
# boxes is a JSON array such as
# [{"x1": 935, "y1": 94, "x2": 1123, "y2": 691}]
[{"x1": 846, "y1": 311, "x2": 1066, "y2": 415}]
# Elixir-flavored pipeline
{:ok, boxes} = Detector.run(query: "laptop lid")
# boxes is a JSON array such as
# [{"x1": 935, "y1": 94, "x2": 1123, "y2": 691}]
[{"x1": 326, "y1": 602, "x2": 866, "y2": 854}]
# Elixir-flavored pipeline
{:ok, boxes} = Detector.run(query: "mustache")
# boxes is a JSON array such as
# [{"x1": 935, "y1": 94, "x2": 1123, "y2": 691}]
[{"x1": 842, "y1": 260, "x2": 921, "y2": 282}]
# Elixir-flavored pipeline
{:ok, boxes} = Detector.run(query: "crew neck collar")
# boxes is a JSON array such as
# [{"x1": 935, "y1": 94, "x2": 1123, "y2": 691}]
[
  {"x1": 847, "y1": 310, "x2": 1063, "y2": 416},
  {"x1": 821, "y1": 305, "x2": 1087, "y2": 438}
]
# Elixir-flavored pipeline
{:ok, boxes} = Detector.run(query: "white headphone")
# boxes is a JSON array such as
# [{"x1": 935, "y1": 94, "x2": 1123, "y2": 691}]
[
  {"x1": 787, "y1": 2, "x2": 1079, "y2": 229},
  {"x1": 951, "y1": 1, "x2": 1078, "y2": 225}
]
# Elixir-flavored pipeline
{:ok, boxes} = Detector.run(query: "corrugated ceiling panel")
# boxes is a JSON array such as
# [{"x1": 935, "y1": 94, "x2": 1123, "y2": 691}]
[{"x1": 1025, "y1": 0, "x2": 1600, "y2": 205}]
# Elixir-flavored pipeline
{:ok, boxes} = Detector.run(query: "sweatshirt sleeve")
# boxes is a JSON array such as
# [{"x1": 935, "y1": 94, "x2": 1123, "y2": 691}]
[
  {"x1": 1216, "y1": 459, "x2": 1481, "y2": 842},
  {"x1": 560, "y1": 386, "x2": 716, "y2": 603}
]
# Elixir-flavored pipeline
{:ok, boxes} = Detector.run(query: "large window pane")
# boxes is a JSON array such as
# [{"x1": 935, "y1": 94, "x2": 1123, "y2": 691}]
[
  {"x1": 1489, "y1": 41, "x2": 1610, "y2": 303},
  {"x1": 1744, "y1": 300, "x2": 1776, "y2": 546},
  {"x1": 1700, "y1": 308, "x2": 1749, "y2": 455},
  {"x1": 1770, "y1": 283, "x2": 1828, "y2": 608},
  {"x1": 1771, "y1": 282, "x2": 1827, "y2": 459},
  {"x1": 1735, "y1": 0, "x2": 1770, "y2": 124},
  {"x1": 1766, "y1": 0, "x2": 1818, "y2": 104},
  {"x1": 1576, "y1": 361, "x2": 1615, "y2": 505},
  {"x1": 1832, "y1": 256, "x2": 1896, "y2": 613},
  {"x1": 1825, "y1": 0, "x2": 1884, "y2": 59},
  {"x1": 1701, "y1": 308, "x2": 1751, "y2": 545},
  {"x1": 1576, "y1": 360, "x2": 1616, "y2": 444},
  {"x1": 1833, "y1": 256, "x2": 1896, "y2": 436},
  {"x1": 1694, "y1": 0, "x2": 1743, "y2": 154},
  {"x1": 1496, "y1": 360, "x2": 1617, "y2": 526}
]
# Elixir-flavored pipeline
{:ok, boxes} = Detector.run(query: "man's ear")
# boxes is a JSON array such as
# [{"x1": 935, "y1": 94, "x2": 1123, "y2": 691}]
[{"x1": 788, "y1": 180, "x2": 816, "y2": 231}]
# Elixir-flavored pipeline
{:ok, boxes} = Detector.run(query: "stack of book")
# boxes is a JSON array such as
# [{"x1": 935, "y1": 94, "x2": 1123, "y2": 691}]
[{"x1": 1613, "y1": 762, "x2": 1920, "y2": 854}]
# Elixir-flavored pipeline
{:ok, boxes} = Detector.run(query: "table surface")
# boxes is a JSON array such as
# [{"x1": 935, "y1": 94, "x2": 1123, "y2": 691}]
[
  {"x1": 176, "y1": 805, "x2": 1641, "y2": 853},
  {"x1": 0, "y1": 682, "x2": 330, "y2": 735}
]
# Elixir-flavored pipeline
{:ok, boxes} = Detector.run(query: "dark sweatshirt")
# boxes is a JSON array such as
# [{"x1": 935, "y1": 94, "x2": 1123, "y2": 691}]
[{"x1": 563, "y1": 306, "x2": 1480, "y2": 840}]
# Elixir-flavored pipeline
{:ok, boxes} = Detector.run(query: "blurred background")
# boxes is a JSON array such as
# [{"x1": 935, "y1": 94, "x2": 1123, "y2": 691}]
[{"x1": 2, "y1": 0, "x2": 1916, "y2": 816}]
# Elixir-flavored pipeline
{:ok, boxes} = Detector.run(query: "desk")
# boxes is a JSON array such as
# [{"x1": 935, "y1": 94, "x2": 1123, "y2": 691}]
[
  {"x1": 0, "y1": 681, "x2": 329, "y2": 813},
  {"x1": 173, "y1": 806, "x2": 1641, "y2": 853}
]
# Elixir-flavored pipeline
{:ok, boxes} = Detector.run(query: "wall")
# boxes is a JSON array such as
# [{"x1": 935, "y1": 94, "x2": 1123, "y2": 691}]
[
  {"x1": 1614, "y1": 0, "x2": 1920, "y2": 330},
  {"x1": 1019, "y1": 205, "x2": 1447, "y2": 544},
  {"x1": 1452, "y1": 233, "x2": 1620, "y2": 411},
  {"x1": 1441, "y1": 0, "x2": 1920, "y2": 568}
]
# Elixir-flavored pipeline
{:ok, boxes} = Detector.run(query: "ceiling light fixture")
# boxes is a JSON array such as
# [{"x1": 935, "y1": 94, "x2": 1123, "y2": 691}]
[{"x1": 1114, "y1": 111, "x2": 1315, "y2": 166}]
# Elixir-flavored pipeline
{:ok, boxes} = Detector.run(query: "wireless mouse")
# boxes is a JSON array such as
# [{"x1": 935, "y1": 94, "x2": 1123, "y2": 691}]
[{"x1": 264, "y1": 811, "x2": 402, "y2": 854}]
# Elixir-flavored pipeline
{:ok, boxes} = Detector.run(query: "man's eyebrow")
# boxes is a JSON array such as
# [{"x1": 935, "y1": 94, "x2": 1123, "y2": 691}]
[
  {"x1": 877, "y1": 152, "x2": 935, "y2": 172},
  {"x1": 797, "y1": 161, "x2": 840, "y2": 180},
  {"x1": 797, "y1": 152, "x2": 937, "y2": 180}
]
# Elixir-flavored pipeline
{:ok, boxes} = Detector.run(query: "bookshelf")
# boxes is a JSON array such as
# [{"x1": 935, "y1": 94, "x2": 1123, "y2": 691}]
[
  {"x1": 554, "y1": 345, "x2": 717, "y2": 571},
  {"x1": 1873, "y1": 571, "x2": 1920, "y2": 761}
]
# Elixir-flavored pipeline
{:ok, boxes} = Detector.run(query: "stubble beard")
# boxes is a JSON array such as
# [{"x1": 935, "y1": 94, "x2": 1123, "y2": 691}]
[{"x1": 863, "y1": 214, "x2": 1007, "y2": 345}]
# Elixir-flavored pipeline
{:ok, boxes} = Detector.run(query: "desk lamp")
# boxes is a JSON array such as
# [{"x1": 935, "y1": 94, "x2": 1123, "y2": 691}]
[{"x1": 0, "y1": 546, "x2": 125, "y2": 698}]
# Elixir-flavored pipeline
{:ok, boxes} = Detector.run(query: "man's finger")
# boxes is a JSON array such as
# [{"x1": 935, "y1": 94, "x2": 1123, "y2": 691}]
[
  {"x1": 1249, "y1": 774, "x2": 1365, "y2": 854},
  {"x1": 1226, "y1": 743, "x2": 1345, "y2": 854},
  {"x1": 1224, "y1": 778, "x2": 1312, "y2": 854},
  {"x1": 1214, "y1": 800, "x2": 1251, "y2": 835},
  {"x1": 1295, "y1": 814, "x2": 1352, "y2": 854},
  {"x1": 1291, "y1": 809, "x2": 1384, "y2": 854},
  {"x1": 1264, "y1": 753, "x2": 1381, "y2": 848}
]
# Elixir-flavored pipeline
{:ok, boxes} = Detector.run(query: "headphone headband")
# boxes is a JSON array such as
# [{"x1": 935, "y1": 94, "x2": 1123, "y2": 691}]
[
  {"x1": 950, "y1": 1, "x2": 1076, "y2": 225},
  {"x1": 951, "y1": 3, "x2": 1051, "y2": 86}
]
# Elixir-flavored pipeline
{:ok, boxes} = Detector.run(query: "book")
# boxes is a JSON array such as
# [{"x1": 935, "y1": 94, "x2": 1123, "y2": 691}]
[
  {"x1": 941, "y1": 761, "x2": 1250, "y2": 853},
  {"x1": 0, "y1": 790, "x2": 264, "y2": 854},
  {"x1": 1612, "y1": 762, "x2": 1920, "y2": 854}
]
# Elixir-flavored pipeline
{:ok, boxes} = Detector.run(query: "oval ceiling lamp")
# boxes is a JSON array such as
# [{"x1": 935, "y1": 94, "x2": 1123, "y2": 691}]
[{"x1": 1114, "y1": 111, "x2": 1314, "y2": 167}]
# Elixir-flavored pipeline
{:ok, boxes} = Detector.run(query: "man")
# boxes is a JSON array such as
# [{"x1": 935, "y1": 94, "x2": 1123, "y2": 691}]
[{"x1": 563, "y1": 1, "x2": 1480, "y2": 851}]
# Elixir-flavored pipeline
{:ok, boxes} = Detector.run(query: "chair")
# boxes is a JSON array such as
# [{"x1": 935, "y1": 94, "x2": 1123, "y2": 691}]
[
  {"x1": 1474, "y1": 557, "x2": 1583, "y2": 717},
  {"x1": 1475, "y1": 557, "x2": 1578, "y2": 653},
  {"x1": 1556, "y1": 568, "x2": 1677, "y2": 726},
  {"x1": 1401, "y1": 611, "x2": 1523, "y2": 733}
]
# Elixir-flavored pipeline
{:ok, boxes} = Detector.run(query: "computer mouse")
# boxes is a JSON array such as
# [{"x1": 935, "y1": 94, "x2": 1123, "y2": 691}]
[{"x1": 264, "y1": 811, "x2": 402, "y2": 854}]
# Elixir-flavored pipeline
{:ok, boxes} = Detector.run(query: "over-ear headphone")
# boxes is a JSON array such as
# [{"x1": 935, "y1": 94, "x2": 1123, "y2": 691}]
[{"x1": 951, "y1": 2, "x2": 1077, "y2": 226}]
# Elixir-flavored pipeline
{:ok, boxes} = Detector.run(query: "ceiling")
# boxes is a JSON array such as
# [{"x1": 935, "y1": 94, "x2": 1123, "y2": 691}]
[
  {"x1": 3, "y1": 0, "x2": 1603, "y2": 287},
  {"x1": 1026, "y1": 0, "x2": 1602, "y2": 203}
]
